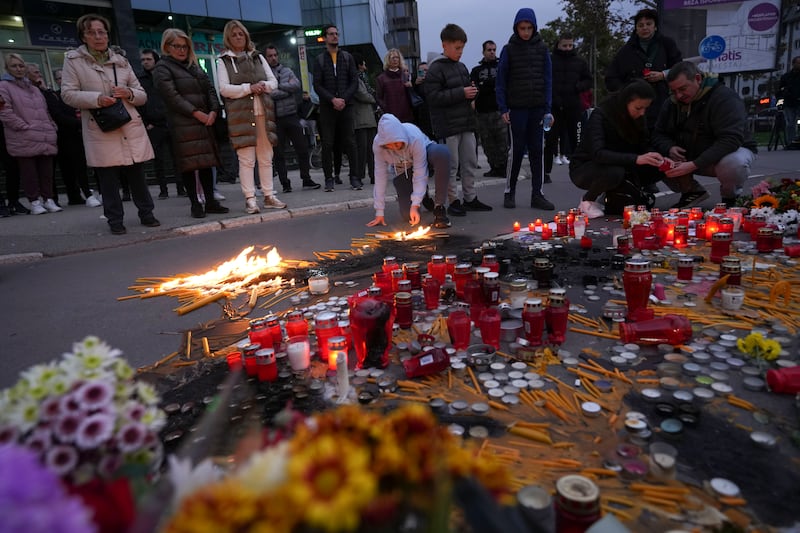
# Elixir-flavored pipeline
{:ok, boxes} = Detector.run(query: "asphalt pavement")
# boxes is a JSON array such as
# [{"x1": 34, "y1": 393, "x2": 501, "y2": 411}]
[{"x1": 1, "y1": 146, "x2": 797, "y2": 263}]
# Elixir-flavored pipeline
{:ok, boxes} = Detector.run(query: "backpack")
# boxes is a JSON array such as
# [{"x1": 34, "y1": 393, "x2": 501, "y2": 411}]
[{"x1": 604, "y1": 179, "x2": 655, "y2": 215}]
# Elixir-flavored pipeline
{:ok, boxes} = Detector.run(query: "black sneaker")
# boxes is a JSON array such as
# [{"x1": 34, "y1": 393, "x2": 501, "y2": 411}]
[
  {"x1": 543, "y1": 173, "x2": 552, "y2": 184},
  {"x1": 176, "y1": 188, "x2": 188, "y2": 197},
  {"x1": 158, "y1": 191, "x2": 169, "y2": 199},
  {"x1": 0, "y1": 203, "x2": 10, "y2": 217},
  {"x1": 433, "y1": 205, "x2": 451, "y2": 228},
  {"x1": 302, "y1": 179, "x2": 322, "y2": 190},
  {"x1": 350, "y1": 179, "x2": 363, "y2": 191},
  {"x1": 447, "y1": 199, "x2": 466, "y2": 217},
  {"x1": 282, "y1": 186, "x2": 293, "y2": 194},
  {"x1": 141, "y1": 217, "x2": 161, "y2": 227},
  {"x1": 463, "y1": 197, "x2": 493, "y2": 211},
  {"x1": 670, "y1": 190, "x2": 709, "y2": 209},
  {"x1": 334, "y1": 176, "x2": 343, "y2": 185},
  {"x1": 504, "y1": 192, "x2": 516, "y2": 209},
  {"x1": 205, "y1": 202, "x2": 229, "y2": 214},
  {"x1": 110, "y1": 223, "x2": 127, "y2": 235},
  {"x1": 191, "y1": 204, "x2": 206, "y2": 218},
  {"x1": 11, "y1": 201, "x2": 30, "y2": 215},
  {"x1": 324, "y1": 180, "x2": 334, "y2": 192},
  {"x1": 421, "y1": 193, "x2": 435, "y2": 212},
  {"x1": 530, "y1": 195, "x2": 555, "y2": 210}
]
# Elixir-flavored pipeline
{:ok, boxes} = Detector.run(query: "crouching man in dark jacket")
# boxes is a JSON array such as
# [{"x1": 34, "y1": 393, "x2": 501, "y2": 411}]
[{"x1": 652, "y1": 61, "x2": 757, "y2": 209}]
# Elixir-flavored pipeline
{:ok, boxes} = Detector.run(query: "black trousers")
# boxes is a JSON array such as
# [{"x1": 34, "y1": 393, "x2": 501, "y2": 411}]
[
  {"x1": 354, "y1": 126, "x2": 376, "y2": 182},
  {"x1": 95, "y1": 163, "x2": 155, "y2": 227},
  {"x1": 319, "y1": 104, "x2": 358, "y2": 182},
  {"x1": 56, "y1": 134, "x2": 91, "y2": 202},
  {"x1": 147, "y1": 126, "x2": 176, "y2": 192},
  {"x1": 570, "y1": 161, "x2": 661, "y2": 201},
  {"x1": 273, "y1": 114, "x2": 311, "y2": 184}
]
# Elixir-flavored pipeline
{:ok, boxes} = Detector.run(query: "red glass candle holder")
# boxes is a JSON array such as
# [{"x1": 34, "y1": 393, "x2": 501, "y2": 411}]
[
  {"x1": 619, "y1": 314, "x2": 692, "y2": 345},
  {"x1": 382, "y1": 256, "x2": 399, "y2": 274},
  {"x1": 756, "y1": 227, "x2": 774, "y2": 252},
  {"x1": 673, "y1": 225, "x2": 688, "y2": 248},
  {"x1": 255, "y1": 348, "x2": 278, "y2": 382},
  {"x1": 403, "y1": 262, "x2": 422, "y2": 290},
  {"x1": 541, "y1": 225, "x2": 553, "y2": 240},
  {"x1": 350, "y1": 297, "x2": 394, "y2": 369},
  {"x1": 446, "y1": 309, "x2": 471, "y2": 350},
  {"x1": 545, "y1": 289, "x2": 569, "y2": 345},
  {"x1": 478, "y1": 306, "x2": 502, "y2": 349},
  {"x1": 522, "y1": 298, "x2": 545, "y2": 346},
  {"x1": 710, "y1": 232, "x2": 732, "y2": 263},
  {"x1": 623, "y1": 260, "x2": 654, "y2": 322},
  {"x1": 677, "y1": 257, "x2": 694, "y2": 281},
  {"x1": 453, "y1": 263, "x2": 472, "y2": 299},
  {"x1": 285, "y1": 311, "x2": 309, "y2": 338},
  {"x1": 314, "y1": 311, "x2": 340, "y2": 362},
  {"x1": 422, "y1": 275, "x2": 441, "y2": 310},
  {"x1": 427, "y1": 255, "x2": 447, "y2": 284},
  {"x1": 395, "y1": 292, "x2": 413, "y2": 329}
]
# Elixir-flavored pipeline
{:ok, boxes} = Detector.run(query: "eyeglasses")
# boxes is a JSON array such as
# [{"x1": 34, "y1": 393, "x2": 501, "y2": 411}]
[
  {"x1": 84, "y1": 30, "x2": 108, "y2": 38},
  {"x1": 169, "y1": 44, "x2": 189, "y2": 51}
]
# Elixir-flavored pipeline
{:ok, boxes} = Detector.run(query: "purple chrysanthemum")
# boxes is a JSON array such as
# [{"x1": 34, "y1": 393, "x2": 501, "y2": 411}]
[
  {"x1": 124, "y1": 402, "x2": 145, "y2": 421},
  {"x1": 116, "y1": 422, "x2": 146, "y2": 453},
  {"x1": 0, "y1": 426, "x2": 19, "y2": 444},
  {"x1": 0, "y1": 444, "x2": 95, "y2": 533},
  {"x1": 54, "y1": 412, "x2": 82, "y2": 443},
  {"x1": 74, "y1": 381, "x2": 113, "y2": 411},
  {"x1": 44, "y1": 444, "x2": 79, "y2": 477},
  {"x1": 59, "y1": 393, "x2": 82, "y2": 414},
  {"x1": 75, "y1": 413, "x2": 113, "y2": 450},
  {"x1": 24, "y1": 428, "x2": 52, "y2": 454},
  {"x1": 39, "y1": 396, "x2": 62, "y2": 422}
]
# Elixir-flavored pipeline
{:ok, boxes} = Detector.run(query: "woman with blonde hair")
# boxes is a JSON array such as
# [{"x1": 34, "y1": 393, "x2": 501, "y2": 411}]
[
  {"x1": 376, "y1": 48, "x2": 414, "y2": 123},
  {"x1": 61, "y1": 13, "x2": 159, "y2": 234},
  {"x1": 152, "y1": 28, "x2": 228, "y2": 218},
  {"x1": 216, "y1": 19, "x2": 283, "y2": 214},
  {"x1": 0, "y1": 53, "x2": 59, "y2": 215}
]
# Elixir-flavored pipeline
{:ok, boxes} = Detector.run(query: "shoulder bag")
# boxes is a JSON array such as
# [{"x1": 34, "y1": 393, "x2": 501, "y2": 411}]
[{"x1": 90, "y1": 64, "x2": 132, "y2": 132}]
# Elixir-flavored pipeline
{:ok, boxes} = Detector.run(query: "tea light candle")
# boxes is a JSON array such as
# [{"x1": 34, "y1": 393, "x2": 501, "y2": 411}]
[
  {"x1": 513, "y1": 221, "x2": 521, "y2": 232},
  {"x1": 541, "y1": 225, "x2": 553, "y2": 240},
  {"x1": 308, "y1": 274, "x2": 330, "y2": 295},
  {"x1": 533, "y1": 218, "x2": 543, "y2": 232},
  {"x1": 327, "y1": 336, "x2": 347, "y2": 372}
]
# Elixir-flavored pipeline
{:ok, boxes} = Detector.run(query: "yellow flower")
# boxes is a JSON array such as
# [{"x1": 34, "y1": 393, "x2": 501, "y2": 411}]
[
  {"x1": 285, "y1": 434, "x2": 378, "y2": 532},
  {"x1": 737, "y1": 332, "x2": 764, "y2": 355},
  {"x1": 752, "y1": 194, "x2": 779, "y2": 208},
  {"x1": 761, "y1": 338, "x2": 782, "y2": 360}
]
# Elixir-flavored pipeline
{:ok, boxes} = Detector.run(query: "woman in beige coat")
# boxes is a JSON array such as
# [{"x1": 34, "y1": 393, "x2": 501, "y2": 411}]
[{"x1": 61, "y1": 13, "x2": 159, "y2": 235}]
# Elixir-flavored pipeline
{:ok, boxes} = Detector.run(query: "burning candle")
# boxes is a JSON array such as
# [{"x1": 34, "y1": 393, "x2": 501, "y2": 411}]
[
  {"x1": 327, "y1": 336, "x2": 347, "y2": 372},
  {"x1": 673, "y1": 225, "x2": 688, "y2": 248},
  {"x1": 623, "y1": 205, "x2": 635, "y2": 228},
  {"x1": 580, "y1": 235, "x2": 593, "y2": 249},
  {"x1": 534, "y1": 218, "x2": 543, "y2": 232},
  {"x1": 513, "y1": 221, "x2": 521, "y2": 232},
  {"x1": 541, "y1": 225, "x2": 553, "y2": 240},
  {"x1": 705, "y1": 215, "x2": 720, "y2": 240}
]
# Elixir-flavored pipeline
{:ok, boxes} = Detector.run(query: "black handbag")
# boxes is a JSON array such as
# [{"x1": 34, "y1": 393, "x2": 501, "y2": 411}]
[{"x1": 90, "y1": 65, "x2": 131, "y2": 132}]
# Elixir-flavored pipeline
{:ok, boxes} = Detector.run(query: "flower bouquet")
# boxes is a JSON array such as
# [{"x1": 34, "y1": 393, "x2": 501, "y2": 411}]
[
  {"x1": 736, "y1": 332, "x2": 782, "y2": 373},
  {"x1": 739, "y1": 178, "x2": 800, "y2": 235},
  {"x1": 0, "y1": 336, "x2": 166, "y2": 533},
  {"x1": 164, "y1": 403, "x2": 514, "y2": 533}
]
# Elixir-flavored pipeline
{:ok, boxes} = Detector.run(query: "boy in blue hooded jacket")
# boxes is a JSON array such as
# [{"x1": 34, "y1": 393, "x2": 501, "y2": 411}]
[
  {"x1": 496, "y1": 7, "x2": 555, "y2": 211},
  {"x1": 367, "y1": 113, "x2": 451, "y2": 229}
]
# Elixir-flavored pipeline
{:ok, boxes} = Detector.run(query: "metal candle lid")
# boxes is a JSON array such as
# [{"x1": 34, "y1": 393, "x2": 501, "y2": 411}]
[
  {"x1": 555, "y1": 475, "x2": 600, "y2": 510},
  {"x1": 721, "y1": 255, "x2": 741, "y2": 266},
  {"x1": 524, "y1": 298, "x2": 543, "y2": 311},
  {"x1": 533, "y1": 257, "x2": 551, "y2": 268},
  {"x1": 315, "y1": 311, "x2": 338, "y2": 328},
  {"x1": 712, "y1": 232, "x2": 732, "y2": 242},
  {"x1": 624, "y1": 259, "x2": 651, "y2": 272}
]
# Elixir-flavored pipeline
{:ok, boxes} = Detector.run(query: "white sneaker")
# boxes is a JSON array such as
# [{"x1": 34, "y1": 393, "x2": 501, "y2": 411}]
[
  {"x1": 213, "y1": 191, "x2": 226, "y2": 201},
  {"x1": 43, "y1": 198, "x2": 63, "y2": 213},
  {"x1": 554, "y1": 155, "x2": 563, "y2": 165},
  {"x1": 578, "y1": 200, "x2": 605, "y2": 219},
  {"x1": 245, "y1": 197, "x2": 260, "y2": 214},
  {"x1": 30, "y1": 199, "x2": 47, "y2": 215},
  {"x1": 85, "y1": 194, "x2": 102, "y2": 208},
  {"x1": 561, "y1": 155, "x2": 570, "y2": 165},
  {"x1": 263, "y1": 195, "x2": 286, "y2": 209}
]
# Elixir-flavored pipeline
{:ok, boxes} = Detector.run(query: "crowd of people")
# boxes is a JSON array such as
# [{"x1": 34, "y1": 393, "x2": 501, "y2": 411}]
[{"x1": 0, "y1": 8, "x2": 781, "y2": 227}]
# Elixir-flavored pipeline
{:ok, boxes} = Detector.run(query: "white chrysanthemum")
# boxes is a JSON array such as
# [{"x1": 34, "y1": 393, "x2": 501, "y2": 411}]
[
  {"x1": 140, "y1": 406, "x2": 167, "y2": 432},
  {"x1": 19, "y1": 363, "x2": 60, "y2": 389},
  {"x1": 135, "y1": 382, "x2": 159, "y2": 406},
  {"x1": 45, "y1": 444, "x2": 79, "y2": 476},
  {"x1": 233, "y1": 441, "x2": 290, "y2": 494},
  {"x1": 168, "y1": 455, "x2": 224, "y2": 509},
  {"x1": 75, "y1": 412, "x2": 114, "y2": 449},
  {"x1": 111, "y1": 358, "x2": 135, "y2": 381},
  {"x1": 74, "y1": 380, "x2": 114, "y2": 411},
  {"x1": 6, "y1": 396, "x2": 40, "y2": 433}
]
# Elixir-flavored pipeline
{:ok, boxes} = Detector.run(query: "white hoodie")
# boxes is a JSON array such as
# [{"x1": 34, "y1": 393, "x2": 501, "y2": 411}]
[{"x1": 372, "y1": 113, "x2": 433, "y2": 216}]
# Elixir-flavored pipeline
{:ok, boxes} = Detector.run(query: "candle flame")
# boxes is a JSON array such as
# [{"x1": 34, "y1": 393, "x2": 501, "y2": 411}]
[
  {"x1": 159, "y1": 246, "x2": 286, "y2": 294},
  {"x1": 392, "y1": 226, "x2": 432, "y2": 241}
]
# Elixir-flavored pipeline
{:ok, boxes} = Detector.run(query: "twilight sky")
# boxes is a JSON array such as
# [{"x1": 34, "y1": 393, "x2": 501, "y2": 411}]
[{"x1": 416, "y1": 0, "x2": 565, "y2": 67}]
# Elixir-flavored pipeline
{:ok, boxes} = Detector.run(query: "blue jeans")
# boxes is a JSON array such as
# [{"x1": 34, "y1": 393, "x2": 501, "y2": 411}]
[{"x1": 783, "y1": 106, "x2": 799, "y2": 144}]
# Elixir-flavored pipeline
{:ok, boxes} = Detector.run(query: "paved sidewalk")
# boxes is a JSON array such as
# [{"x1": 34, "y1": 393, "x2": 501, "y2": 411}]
[{"x1": 0, "y1": 153, "x2": 507, "y2": 262}]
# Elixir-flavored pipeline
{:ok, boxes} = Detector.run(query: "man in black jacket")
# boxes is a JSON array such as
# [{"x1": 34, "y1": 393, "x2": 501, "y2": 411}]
[
  {"x1": 779, "y1": 56, "x2": 800, "y2": 147},
  {"x1": 138, "y1": 49, "x2": 183, "y2": 198},
  {"x1": 652, "y1": 61, "x2": 757, "y2": 209},
  {"x1": 312, "y1": 24, "x2": 361, "y2": 192},
  {"x1": 470, "y1": 40, "x2": 508, "y2": 178}
]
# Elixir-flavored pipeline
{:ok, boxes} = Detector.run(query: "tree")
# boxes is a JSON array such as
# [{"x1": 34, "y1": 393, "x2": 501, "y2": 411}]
[{"x1": 543, "y1": 0, "x2": 648, "y2": 104}]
